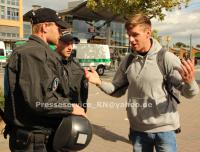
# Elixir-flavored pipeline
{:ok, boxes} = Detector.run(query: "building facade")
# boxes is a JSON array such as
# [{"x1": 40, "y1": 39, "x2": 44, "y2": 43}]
[
  {"x1": 0, "y1": 0, "x2": 23, "y2": 50},
  {"x1": 60, "y1": 0, "x2": 128, "y2": 46},
  {"x1": 59, "y1": 0, "x2": 129, "y2": 60}
]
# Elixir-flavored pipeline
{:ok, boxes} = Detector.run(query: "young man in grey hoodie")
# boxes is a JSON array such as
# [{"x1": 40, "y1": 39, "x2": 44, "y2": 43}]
[{"x1": 85, "y1": 13, "x2": 199, "y2": 152}]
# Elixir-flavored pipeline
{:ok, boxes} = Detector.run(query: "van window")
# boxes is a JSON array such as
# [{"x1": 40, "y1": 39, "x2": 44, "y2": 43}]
[
  {"x1": 0, "y1": 49, "x2": 4, "y2": 56},
  {"x1": 71, "y1": 49, "x2": 77, "y2": 58}
]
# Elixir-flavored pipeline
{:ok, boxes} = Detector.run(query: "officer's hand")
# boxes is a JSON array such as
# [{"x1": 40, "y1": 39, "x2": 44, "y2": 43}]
[
  {"x1": 84, "y1": 66, "x2": 102, "y2": 86},
  {"x1": 179, "y1": 58, "x2": 195, "y2": 84},
  {"x1": 71, "y1": 104, "x2": 87, "y2": 117}
]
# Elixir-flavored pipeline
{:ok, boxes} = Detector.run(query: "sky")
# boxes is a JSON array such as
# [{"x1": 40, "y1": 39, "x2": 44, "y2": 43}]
[
  {"x1": 23, "y1": 0, "x2": 200, "y2": 47},
  {"x1": 152, "y1": 0, "x2": 200, "y2": 47}
]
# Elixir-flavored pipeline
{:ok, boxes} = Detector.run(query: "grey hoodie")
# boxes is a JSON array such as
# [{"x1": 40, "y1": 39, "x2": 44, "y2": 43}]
[{"x1": 99, "y1": 38, "x2": 199, "y2": 132}]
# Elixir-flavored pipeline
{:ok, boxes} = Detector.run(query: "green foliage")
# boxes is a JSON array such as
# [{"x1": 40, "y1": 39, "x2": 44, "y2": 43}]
[
  {"x1": 152, "y1": 29, "x2": 159, "y2": 40},
  {"x1": 87, "y1": 0, "x2": 190, "y2": 20},
  {"x1": 196, "y1": 44, "x2": 200, "y2": 48},
  {"x1": 175, "y1": 42, "x2": 187, "y2": 48}
]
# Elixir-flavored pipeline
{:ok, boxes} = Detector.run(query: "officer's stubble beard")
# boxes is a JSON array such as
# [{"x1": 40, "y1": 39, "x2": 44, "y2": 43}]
[{"x1": 45, "y1": 26, "x2": 60, "y2": 46}]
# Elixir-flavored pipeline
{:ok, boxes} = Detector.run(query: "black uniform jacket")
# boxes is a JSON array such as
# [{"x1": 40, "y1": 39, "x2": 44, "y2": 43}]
[
  {"x1": 62, "y1": 57, "x2": 88, "y2": 112},
  {"x1": 4, "y1": 35, "x2": 72, "y2": 130}
]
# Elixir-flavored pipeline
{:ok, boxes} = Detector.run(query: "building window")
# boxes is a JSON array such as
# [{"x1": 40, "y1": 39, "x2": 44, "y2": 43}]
[
  {"x1": 11, "y1": 0, "x2": 15, "y2": 5},
  {"x1": 7, "y1": 7, "x2": 19, "y2": 20},
  {"x1": 1, "y1": 0, "x2": 5, "y2": 3},
  {"x1": 1, "y1": 32, "x2": 6, "y2": 37},
  {"x1": 64, "y1": 15, "x2": 73, "y2": 25},
  {"x1": 7, "y1": 0, "x2": 11, "y2": 5},
  {"x1": 7, "y1": 33, "x2": 11, "y2": 37},
  {"x1": 0, "y1": 32, "x2": 18, "y2": 38},
  {"x1": 12, "y1": 33, "x2": 16, "y2": 37},
  {"x1": 0, "y1": 6, "x2": 5, "y2": 19},
  {"x1": 23, "y1": 23, "x2": 32, "y2": 38},
  {"x1": 7, "y1": 7, "x2": 11, "y2": 19},
  {"x1": 11, "y1": 8, "x2": 15, "y2": 19},
  {"x1": 6, "y1": 0, "x2": 19, "y2": 6},
  {"x1": 16, "y1": 0, "x2": 19, "y2": 6}
]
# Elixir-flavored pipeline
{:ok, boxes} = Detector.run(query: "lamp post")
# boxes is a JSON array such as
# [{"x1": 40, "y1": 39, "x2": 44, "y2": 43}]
[
  {"x1": 165, "y1": 36, "x2": 171, "y2": 51},
  {"x1": 158, "y1": 36, "x2": 163, "y2": 46},
  {"x1": 189, "y1": 34, "x2": 193, "y2": 58}
]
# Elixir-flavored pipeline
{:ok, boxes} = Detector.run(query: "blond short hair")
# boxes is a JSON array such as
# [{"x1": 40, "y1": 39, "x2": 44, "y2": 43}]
[
  {"x1": 125, "y1": 13, "x2": 151, "y2": 30},
  {"x1": 32, "y1": 23, "x2": 43, "y2": 34},
  {"x1": 32, "y1": 22, "x2": 55, "y2": 34}
]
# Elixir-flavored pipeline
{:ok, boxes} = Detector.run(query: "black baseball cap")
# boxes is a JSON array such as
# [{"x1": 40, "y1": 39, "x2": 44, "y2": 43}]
[
  {"x1": 60, "y1": 34, "x2": 80, "y2": 44},
  {"x1": 23, "y1": 8, "x2": 70, "y2": 29}
]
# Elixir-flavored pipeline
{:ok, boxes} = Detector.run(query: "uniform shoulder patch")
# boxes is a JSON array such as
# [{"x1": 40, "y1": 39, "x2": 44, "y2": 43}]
[{"x1": 52, "y1": 77, "x2": 59, "y2": 91}]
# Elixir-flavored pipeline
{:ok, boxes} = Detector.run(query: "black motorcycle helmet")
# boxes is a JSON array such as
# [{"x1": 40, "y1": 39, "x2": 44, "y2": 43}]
[{"x1": 53, "y1": 115, "x2": 93, "y2": 151}]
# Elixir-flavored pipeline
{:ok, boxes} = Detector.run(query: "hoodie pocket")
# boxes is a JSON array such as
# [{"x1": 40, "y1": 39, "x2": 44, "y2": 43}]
[
  {"x1": 155, "y1": 96, "x2": 177, "y2": 115},
  {"x1": 126, "y1": 97, "x2": 159, "y2": 123}
]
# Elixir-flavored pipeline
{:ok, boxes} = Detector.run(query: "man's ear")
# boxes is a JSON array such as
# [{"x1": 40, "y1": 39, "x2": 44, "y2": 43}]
[
  {"x1": 146, "y1": 27, "x2": 151, "y2": 38},
  {"x1": 42, "y1": 23, "x2": 48, "y2": 33}
]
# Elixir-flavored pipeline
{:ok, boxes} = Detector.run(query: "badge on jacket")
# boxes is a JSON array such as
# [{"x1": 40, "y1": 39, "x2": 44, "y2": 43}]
[{"x1": 52, "y1": 77, "x2": 59, "y2": 91}]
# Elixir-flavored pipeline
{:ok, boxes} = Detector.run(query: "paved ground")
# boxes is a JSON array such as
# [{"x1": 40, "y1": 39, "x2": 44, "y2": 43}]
[
  {"x1": 0, "y1": 67, "x2": 200, "y2": 152},
  {"x1": 83, "y1": 84, "x2": 200, "y2": 152}
]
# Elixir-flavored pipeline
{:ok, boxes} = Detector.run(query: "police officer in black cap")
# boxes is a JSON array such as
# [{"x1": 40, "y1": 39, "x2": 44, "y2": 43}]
[
  {"x1": 3, "y1": 8, "x2": 86, "y2": 152},
  {"x1": 57, "y1": 34, "x2": 88, "y2": 112}
]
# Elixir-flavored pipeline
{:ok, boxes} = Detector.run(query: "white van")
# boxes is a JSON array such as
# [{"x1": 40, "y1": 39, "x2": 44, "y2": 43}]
[
  {"x1": 73, "y1": 44, "x2": 111, "y2": 75},
  {"x1": 0, "y1": 41, "x2": 7, "y2": 63}
]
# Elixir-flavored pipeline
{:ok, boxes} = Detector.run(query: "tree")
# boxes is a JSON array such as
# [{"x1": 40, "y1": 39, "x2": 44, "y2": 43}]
[
  {"x1": 196, "y1": 44, "x2": 200, "y2": 48},
  {"x1": 174, "y1": 42, "x2": 187, "y2": 48},
  {"x1": 87, "y1": 0, "x2": 190, "y2": 20},
  {"x1": 152, "y1": 29, "x2": 159, "y2": 40}
]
